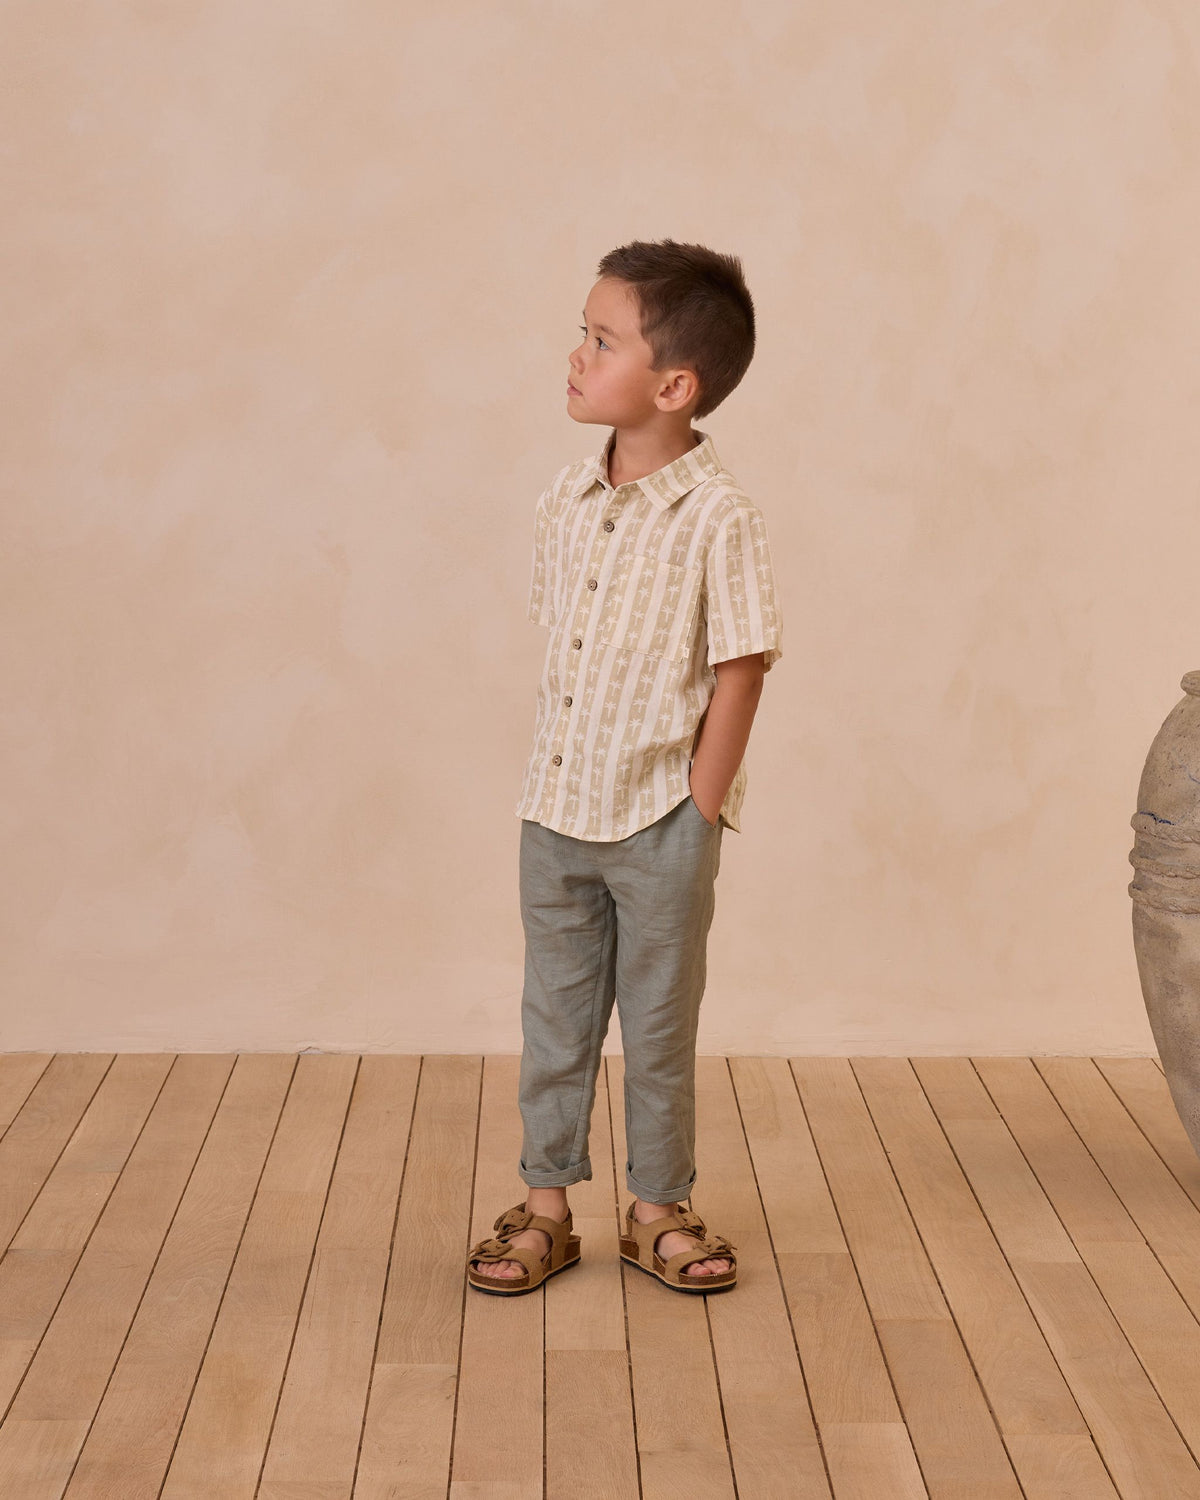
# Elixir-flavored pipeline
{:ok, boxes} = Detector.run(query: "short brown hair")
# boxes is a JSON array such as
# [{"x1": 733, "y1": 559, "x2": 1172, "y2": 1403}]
[{"x1": 595, "y1": 238, "x2": 755, "y2": 420}]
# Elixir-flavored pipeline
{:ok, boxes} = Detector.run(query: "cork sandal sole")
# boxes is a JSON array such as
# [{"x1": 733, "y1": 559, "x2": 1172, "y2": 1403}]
[
  {"x1": 466, "y1": 1202, "x2": 582, "y2": 1296},
  {"x1": 618, "y1": 1200, "x2": 738, "y2": 1293}
]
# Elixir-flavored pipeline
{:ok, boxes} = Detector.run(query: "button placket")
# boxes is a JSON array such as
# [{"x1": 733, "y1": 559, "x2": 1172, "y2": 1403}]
[
  {"x1": 551, "y1": 486, "x2": 627, "y2": 775},
  {"x1": 553, "y1": 510, "x2": 618, "y2": 773}
]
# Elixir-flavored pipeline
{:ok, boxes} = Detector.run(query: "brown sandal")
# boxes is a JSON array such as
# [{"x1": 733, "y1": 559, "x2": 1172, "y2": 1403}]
[
  {"x1": 466, "y1": 1202, "x2": 582, "y2": 1296},
  {"x1": 618, "y1": 1201, "x2": 738, "y2": 1292}
]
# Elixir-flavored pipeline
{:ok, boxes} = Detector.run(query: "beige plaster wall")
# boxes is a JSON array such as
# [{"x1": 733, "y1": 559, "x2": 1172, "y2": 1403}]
[{"x1": 3, "y1": 1, "x2": 1198, "y2": 1055}]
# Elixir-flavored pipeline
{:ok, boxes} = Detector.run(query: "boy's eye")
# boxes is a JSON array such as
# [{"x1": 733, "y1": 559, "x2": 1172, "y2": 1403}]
[{"x1": 578, "y1": 325, "x2": 608, "y2": 349}]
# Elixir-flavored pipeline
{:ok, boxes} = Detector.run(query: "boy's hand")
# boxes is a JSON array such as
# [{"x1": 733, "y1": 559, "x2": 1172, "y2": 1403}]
[
  {"x1": 687, "y1": 782, "x2": 722, "y2": 827},
  {"x1": 689, "y1": 653, "x2": 766, "y2": 825}
]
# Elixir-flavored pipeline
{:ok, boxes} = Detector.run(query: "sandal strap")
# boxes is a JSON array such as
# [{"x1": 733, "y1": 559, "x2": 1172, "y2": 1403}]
[
  {"x1": 491, "y1": 1202, "x2": 572, "y2": 1241},
  {"x1": 665, "y1": 1233, "x2": 737, "y2": 1274},
  {"x1": 673, "y1": 1208, "x2": 711, "y2": 1240},
  {"x1": 471, "y1": 1234, "x2": 522, "y2": 1262},
  {"x1": 666, "y1": 1252, "x2": 733, "y2": 1279},
  {"x1": 470, "y1": 1238, "x2": 540, "y2": 1276},
  {"x1": 469, "y1": 1202, "x2": 572, "y2": 1267},
  {"x1": 493, "y1": 1204, "x2": 534, "y2": 1236},
  {"x1": 624, "y1": 1201, "x2": 737, "y2": 1269},
  {"x1": 525, "y1": 1211, "x2": 572, "y2": 1242}
]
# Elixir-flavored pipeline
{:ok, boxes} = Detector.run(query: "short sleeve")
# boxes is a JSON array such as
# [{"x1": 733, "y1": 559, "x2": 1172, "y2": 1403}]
[{"x1": 703, "y1": 502, "x2": 783, "y2": 671}]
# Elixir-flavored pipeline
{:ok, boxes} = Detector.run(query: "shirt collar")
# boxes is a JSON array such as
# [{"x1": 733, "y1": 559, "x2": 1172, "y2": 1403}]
[{"x1": 564, "y1": 428, "x2": 722, "y2": 510}]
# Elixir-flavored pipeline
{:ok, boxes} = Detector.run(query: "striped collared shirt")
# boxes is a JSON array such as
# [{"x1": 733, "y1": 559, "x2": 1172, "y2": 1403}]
[{"x1": 515, "y1": 426, "x2": 782, "y2": 841}]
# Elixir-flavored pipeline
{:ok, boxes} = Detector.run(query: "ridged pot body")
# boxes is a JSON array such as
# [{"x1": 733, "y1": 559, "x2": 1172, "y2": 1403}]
[{"x1": 1129, "y1": 670, "x2": 1200, "y2": 1157}]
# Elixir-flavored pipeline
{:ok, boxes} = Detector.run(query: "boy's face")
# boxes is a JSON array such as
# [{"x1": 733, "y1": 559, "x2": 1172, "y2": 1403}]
[{"x1": 567, "y1": 278, "x2": 698, "y2": 426}]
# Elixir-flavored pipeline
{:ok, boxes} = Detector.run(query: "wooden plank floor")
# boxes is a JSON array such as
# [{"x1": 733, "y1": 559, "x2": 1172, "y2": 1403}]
[{"x1": 0, "y1": 1051, "x2": 1195, "y2": 1498}]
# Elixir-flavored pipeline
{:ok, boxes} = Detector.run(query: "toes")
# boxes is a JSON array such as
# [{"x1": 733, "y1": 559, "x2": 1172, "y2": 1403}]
[
  {"x1": 472, "y1": 1228, "x2": 550, "y2": 1280},
  {"x1": 473, "y1": 1259, "x2": 519, "y2": 1278},
  {"x1": 685, "y1": 1258, "x2": 730, "y2": 1277}
]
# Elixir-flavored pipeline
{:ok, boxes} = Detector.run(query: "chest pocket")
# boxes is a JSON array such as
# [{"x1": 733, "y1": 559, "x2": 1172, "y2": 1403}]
[{"x1": 593, "y1": 553, "x2": 703, "y2": 662}]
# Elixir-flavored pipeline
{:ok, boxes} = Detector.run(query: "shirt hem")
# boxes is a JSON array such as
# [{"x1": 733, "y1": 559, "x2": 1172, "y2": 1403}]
[{"x1": 515, "y1": 793, "x2": 741, "y2": 841}]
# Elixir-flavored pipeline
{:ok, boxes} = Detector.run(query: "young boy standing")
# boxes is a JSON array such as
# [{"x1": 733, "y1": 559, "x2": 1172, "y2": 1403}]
[{"x1": 468, "y1": 239, "x2": 782, "y2": 1295}]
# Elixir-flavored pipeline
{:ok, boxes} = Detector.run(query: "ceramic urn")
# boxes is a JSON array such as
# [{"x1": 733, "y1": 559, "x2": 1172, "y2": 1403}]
[{"x1": 1129, "y1": 669, "x2": 1200, "y2": 1157}]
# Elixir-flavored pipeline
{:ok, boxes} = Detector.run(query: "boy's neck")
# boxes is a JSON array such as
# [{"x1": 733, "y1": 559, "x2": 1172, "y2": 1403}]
[{"x1": 607, "y1": 424, "x2": 702, "y2": 488}]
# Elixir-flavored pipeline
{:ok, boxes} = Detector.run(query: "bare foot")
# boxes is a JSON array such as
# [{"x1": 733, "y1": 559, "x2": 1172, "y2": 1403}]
[
  {"x1": 472, "y1": 1194, "x2": 569, "y2": 1280},
  {"x1": 633, "y1": 1200, "x2": 731, "y2": 1276}
]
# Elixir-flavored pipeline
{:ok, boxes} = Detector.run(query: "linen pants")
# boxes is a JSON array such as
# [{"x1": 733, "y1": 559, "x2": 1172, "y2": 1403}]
[{"x1": 516, "y1": 792, "x2": 723, "y2": 1205}]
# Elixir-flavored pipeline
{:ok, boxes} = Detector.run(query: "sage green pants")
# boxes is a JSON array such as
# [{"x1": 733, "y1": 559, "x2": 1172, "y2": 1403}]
[{"x1": 516, "y1": 793, "x2": 724, "y2": 1205}]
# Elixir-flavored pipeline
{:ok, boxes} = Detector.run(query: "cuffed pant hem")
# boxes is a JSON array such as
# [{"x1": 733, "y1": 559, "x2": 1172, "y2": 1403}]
[
  {"x1": 625, "y1": 1168, "x2": 697, "y2": 1204},
  {"x1": 519, "y1": 1159, "x2": 593, "y2": 1188}
]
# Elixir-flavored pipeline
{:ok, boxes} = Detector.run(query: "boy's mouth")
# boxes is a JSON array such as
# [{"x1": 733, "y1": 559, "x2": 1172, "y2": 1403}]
[{"x1": 567, "y1": 381, "x2": 581, "y2": 395}]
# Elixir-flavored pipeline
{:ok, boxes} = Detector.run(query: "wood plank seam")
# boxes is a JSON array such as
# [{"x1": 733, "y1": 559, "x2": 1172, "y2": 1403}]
[
  {"x1": 1027, "y1": 1057, "x2": 1200, "y2": 1472},
  {"x1": 849, "y1": 1058, "x2": 1039, "y2": 1493},
  {"x1": 967, "y1": 1057, "x2": 1199, "y2": 1493},
  {"x1": 64, "y1": 1053, "x2": 204, "y2": 1497},
  {"x1": 787, "y1": 1059, "x2": 934, "y2": 1499},
  {"x1": 908, "y1": 1058, "x2": 1122, "y2": 1498},
  {"x1": 693, "y1": 1061, "x2": 738, "y2": 1496},
  {"x1": 1093, "y1": 1058, "x2": 1200, "y2": 1219},
  {"x1": 0, "y1": 1061, "x2": 128, "y2": 1430},
  {"x1": 447, "y1": 1054, "x2": 487, "y2": 1496},
  {"x1": 725, "y1": 1057, "x2": 836, "y2": 1500},
  {"x1": 704, "y1": 1292, "x2": 739, "y2": 1499},
  {"x1": 1090, "y1": 1056, "x2": 1200, "y2": 1232},
  {"x1": 254, "y1": 1054, "x2": 363, "y2": 1495},
  {"x1": 603, "y1": 1055, "x2": 644, "y2": 1500},
  {"x1": 348, "y1": 1051, "x2": 437, "y2": 1499},
  {"x1": 169, "y1": 1055, "x2": 297, "y2": 1496}
]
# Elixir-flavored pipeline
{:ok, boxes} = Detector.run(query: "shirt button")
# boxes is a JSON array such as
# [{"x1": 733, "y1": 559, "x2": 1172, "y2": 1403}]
[
  {"x1": 587, "y1": 578, "x2": 597, "y2": 590},
  {"x1": 564, "y1": 695, "x2": 572, "y2": 706},
  {"x1": 572, "y1": 637, "x2": 582, "y2": 649},
  {"x1": 603, "y1": 520, "x2": 615, "y2": 532},
  {"x1": 551, "y1": 754, "x2": 562, "y2": 765}
]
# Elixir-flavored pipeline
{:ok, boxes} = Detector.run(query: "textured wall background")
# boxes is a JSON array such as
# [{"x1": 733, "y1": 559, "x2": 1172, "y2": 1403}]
[{"x1": 3, "y1": 1, "x2": 1198, "y2": 1052}]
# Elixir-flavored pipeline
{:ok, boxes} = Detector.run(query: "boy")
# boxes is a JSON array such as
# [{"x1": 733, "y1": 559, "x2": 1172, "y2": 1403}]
[{"x1": 468, "y1": 239, "x2": 782, "y2": 1294}]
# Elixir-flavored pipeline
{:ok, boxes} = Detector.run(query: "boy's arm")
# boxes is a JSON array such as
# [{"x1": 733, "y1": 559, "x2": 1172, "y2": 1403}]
[{"x1": 688, "y1": 652, "x2": 766, "y2": 825}]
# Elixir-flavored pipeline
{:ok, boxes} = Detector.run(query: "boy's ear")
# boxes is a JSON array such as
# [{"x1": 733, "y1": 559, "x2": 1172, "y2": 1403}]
[{"x1": 658, "y1": 366, "x2": 700, "y2": 412}]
